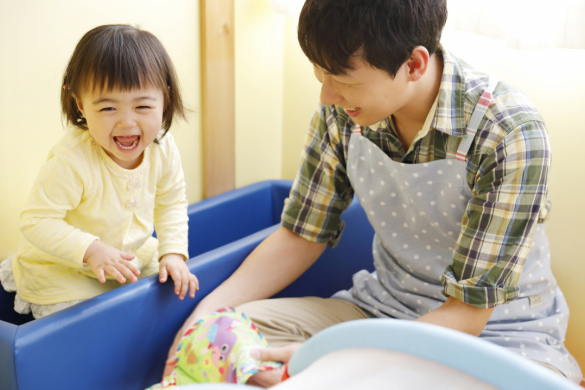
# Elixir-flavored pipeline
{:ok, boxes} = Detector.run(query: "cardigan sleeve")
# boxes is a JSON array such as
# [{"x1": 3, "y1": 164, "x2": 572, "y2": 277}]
[
  {"x1": 19, "y1": 145, "x2": 98, "y2": 268},
  {"x1": 153, "y1": 134, "x2": 189, "y2": 260}
]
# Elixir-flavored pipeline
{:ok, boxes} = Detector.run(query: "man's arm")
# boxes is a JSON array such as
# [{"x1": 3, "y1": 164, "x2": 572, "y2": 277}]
[
  {"x1": 194, "y1": 226, "x2": 326, "y2": 316},
  {"x1": 163, "y1": 226, "x2": 326, "y2": 377}
]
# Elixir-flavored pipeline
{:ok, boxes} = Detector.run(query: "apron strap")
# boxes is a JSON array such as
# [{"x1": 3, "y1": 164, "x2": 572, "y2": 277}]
[{"x1": 455, "y1": 76, "x2": 499, "y2": 161}]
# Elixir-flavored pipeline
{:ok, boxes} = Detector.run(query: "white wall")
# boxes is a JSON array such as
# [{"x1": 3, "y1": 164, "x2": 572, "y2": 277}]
[{"x1": 0, "y1": 0, "x2": 201, "y2": 259}]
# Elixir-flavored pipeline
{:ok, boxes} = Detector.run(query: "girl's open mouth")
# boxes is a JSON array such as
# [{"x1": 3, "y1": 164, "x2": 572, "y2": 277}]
[{"x1": 114, "y1": 135, "x2": 140, "y2": 151}]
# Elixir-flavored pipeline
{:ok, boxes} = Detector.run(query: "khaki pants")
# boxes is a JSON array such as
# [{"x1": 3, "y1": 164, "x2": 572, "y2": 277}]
[
  {"x1": 239, "y1": 296, "x2": 568, "y2": 378},
  {"x1": 238, "y1": 296, "x2": 370, "y2": 347}
]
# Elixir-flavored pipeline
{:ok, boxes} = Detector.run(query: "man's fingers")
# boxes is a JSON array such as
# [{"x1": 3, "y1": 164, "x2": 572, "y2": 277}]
[
  {"x1": 162, "y1": 363, "x2": 175, "y2": 379},
  {"x1": 250, "y1": 344, "x2": 301, "y2": 363},
  {"x1": 162, "y1": 335, "x2": 183, "y2": 380}
]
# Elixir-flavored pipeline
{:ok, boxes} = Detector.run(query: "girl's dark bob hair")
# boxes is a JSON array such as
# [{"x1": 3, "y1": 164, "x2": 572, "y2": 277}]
[{"x1": 61, "y1": 24, "x2": 185, "y2": 140}]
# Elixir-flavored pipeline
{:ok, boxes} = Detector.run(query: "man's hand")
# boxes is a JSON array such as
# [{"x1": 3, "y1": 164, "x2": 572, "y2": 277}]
[
  {"x1": 159, "y1": 253, "x2": 199, "y2": 300},
  {"x1": 246, "y1": 344, "x2": 302, "y2": 387},
  {"x1": 83, "y1": 241, "x2": 140, "y2": 284}
]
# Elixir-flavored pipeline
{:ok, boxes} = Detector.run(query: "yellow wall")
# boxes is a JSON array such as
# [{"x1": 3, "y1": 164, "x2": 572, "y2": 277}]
[
  {"x1": 0, "y1": 0, "x2": 201, "y2": 260},
  {"x1": 234, "y1": 0, "x2": 285, "y2": 188},
  {"x1": 281, "y1": 14, "x2": 321, "y2": 179}
]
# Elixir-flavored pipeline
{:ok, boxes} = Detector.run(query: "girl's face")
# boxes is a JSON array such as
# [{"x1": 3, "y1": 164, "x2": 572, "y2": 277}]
[{"x1": 74, "y1": 85, "x2": 164, "y2": 169}]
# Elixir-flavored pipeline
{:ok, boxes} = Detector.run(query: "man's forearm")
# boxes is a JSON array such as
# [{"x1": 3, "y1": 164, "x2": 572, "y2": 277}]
[
  {"x1": 415, "y1": 296, "x2": 495, "y2": 336},
  {"x1": 193, "y1": 226, "x2": 327, "y2": 319}
]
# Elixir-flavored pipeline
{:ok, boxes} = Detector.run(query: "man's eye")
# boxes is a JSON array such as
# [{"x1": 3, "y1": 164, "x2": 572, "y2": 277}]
[{"x1": 333, "y1": 80, "x2": 351, "y2": 87}]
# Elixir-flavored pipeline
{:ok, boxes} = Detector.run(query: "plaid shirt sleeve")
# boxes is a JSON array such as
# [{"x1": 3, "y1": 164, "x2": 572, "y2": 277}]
[
  {"x1": 441, "y1": 118, "x2": 551, "y2": 308},
  {"x1": 281, "y1": 104, "x2": 355, "y2": 246}
]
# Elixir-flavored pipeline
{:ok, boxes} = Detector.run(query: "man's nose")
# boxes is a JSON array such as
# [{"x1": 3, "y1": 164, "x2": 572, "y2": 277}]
[{"x1": 320, "y1": 75, "x2": 342, "y2": 106}]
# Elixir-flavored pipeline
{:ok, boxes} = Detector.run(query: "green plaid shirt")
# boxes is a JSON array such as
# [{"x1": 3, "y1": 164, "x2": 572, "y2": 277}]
[{"x1": 281, "y1": 48, "x2": 551, "y2": 308}]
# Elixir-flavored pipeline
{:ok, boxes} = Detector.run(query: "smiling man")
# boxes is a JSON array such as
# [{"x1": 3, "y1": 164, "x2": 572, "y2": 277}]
[{"x1": 166, "y1": 0, "x2": 582, "y2": 385}]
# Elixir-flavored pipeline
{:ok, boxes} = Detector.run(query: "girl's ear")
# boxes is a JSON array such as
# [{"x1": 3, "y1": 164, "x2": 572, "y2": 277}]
[
  {"x1": 405, "y1": 46, "x2": 430, "y2": 82},
  {"x1": 72, "y1": 93, "x2": 84, "y2": 115}
]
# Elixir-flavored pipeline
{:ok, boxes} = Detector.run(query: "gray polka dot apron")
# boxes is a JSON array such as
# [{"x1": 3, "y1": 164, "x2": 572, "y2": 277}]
[{"x1": 333, "y1": 78, "x2": 582, "y2": 381}]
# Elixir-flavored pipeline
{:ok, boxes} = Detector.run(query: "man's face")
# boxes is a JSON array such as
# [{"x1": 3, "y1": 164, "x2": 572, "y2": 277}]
[{"x1": 313, "y1": 54, "x2": 409, "y2": 127}]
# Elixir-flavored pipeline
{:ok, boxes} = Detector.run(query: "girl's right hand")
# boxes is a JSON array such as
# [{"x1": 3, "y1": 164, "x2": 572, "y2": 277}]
[{"x1": 83, "y1": 241, "x2": 141, "y2": 284}]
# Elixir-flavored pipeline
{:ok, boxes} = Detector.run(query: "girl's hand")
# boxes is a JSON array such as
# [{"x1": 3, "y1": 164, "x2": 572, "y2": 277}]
[
  {"x1": 159, "y1": 254, "x2": 199, "y2": 300},
  {"x1": 83, "y1": 241, "x2": 141, "y2": 284}
]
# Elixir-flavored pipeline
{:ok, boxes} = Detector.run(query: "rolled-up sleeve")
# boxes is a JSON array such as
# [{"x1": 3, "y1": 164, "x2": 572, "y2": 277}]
[
  {"x1": 281, "y1": 104, "x2": 355, "y2": 247},
  {"x1": 442, "y1": 120, "x2": 551, "y2": 308}
]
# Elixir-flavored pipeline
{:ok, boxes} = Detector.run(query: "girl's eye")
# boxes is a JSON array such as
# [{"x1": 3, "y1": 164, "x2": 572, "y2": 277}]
[
  {"x1": 99, "y1": 107, "x2": 115, "y2": 112},
  {"x1": 137, "y1": 106, "x2": 152, "y2": 110}
]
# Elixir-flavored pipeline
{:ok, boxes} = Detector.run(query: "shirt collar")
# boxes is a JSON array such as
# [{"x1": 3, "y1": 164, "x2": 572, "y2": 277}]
[
  {"x1": 431, "y1": 46, "x2": 473, "y2": 137},
  {"x1": 369, "y1": 46, "x2": 471, "y2": 138}
]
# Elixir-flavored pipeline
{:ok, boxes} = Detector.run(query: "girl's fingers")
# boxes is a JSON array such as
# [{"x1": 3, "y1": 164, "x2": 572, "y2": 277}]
[
  {"x1": 189, "y1": 274, "x2": 199, "y2": 298},
  {"x1": 168, "y1": 267, "x2": 189, "y2": 300},
  {"x1": 172, "y1": 269, "x2": 187, "y2": 299},
  {"x1": 105, "y1": 266, "x2": 126, "y2": 284},
  {"x1": 120, "y1": 252, "x2": 136, "y2": 261},
  {"x1": 179, "y1": 272, "x2": 189, "y2": 300},
  {"x1": 118, "y1": 263, "x2": 138, "y2": 283},
  {"x1": 159, "y1": 265, "x2": 168, "y2": 283},
  {"x1": 162, "y1": 260, "x2": 198, "y2": 299},
  {"x1": 122, "y1": 260, "x2": 141, "y2": 277},
  {"x1": 95, "y1": 268, "x2": 106, "y2": 283}
]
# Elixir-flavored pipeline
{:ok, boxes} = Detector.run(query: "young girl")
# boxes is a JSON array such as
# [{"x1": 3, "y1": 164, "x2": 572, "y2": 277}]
[{"x1": 0, "y1": 24, "x2": 198, "y2": 319}]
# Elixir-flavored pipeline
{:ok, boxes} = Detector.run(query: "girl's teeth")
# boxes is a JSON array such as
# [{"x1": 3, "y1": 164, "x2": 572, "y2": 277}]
[{"x1": 116, "y1": 138, "x2": 139, "y2": 149}]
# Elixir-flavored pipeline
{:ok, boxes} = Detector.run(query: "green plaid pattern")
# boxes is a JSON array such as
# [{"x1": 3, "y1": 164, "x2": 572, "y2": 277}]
[{"x1": 281, "y1": 48, "x2": 551, "y2": 308}]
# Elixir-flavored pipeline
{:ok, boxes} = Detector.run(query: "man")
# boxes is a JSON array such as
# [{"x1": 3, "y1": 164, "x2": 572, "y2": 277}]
[{"x1": 166, "y1": 0, "x2": 582, "y2": 385}]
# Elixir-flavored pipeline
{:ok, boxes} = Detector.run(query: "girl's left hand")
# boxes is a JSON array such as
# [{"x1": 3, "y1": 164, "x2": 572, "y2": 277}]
[{"x1": 159, "y1": 254, "x2": 199, "y2": 300}]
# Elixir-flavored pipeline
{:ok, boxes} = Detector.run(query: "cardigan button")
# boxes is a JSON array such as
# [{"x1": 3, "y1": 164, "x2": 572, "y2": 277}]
[{"x1": 128, "y1": 179, "x2": 142, "y2": 190}]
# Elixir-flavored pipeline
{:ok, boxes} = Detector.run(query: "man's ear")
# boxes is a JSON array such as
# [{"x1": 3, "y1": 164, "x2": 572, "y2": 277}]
[{"x1": 405, "y1": 46, "x2": 430, "y2": 82}]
